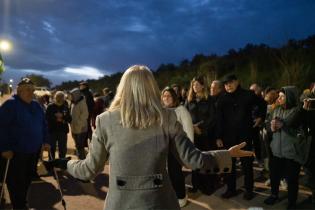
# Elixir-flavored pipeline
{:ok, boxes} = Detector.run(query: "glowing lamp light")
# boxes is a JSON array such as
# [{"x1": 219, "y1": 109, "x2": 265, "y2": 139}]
[{"x1": 0, "y1": 40, "x2": 13, "y2": 52}]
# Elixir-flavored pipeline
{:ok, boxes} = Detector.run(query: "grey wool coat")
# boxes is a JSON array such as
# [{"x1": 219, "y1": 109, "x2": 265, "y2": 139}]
[{"x1": 67, "y1": 109, "x2": 232, "y2": 210}]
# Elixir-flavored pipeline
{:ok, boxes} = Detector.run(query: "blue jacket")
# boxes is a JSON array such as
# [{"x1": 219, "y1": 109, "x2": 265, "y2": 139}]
[{"x1": 0, "y1": 95, "x2": 48, "y2": 153}]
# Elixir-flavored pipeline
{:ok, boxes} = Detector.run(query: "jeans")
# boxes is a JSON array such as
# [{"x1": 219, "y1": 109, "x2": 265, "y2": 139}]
[
  {"x1": 269, "y1": 156, "x2": 301, "y2": 205},
  {"x1": 225, "y1": 157, "x2": 254, "y2": 193},
  {"x1": 49, "y1": 131, "x2": 68, "y2": 159},
  {"x1": 168, "y1": 153, "x2": 186, "y2": 199},
  {"x1": 6, "y1": 153, "x2": 37, "y2": 209}
]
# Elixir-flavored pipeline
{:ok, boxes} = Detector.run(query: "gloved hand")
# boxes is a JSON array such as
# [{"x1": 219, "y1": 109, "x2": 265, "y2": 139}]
[
  {"x1": 76, "y1": 178, "x2": 91, "y2": 183},
  {"x1": 43, "y1": 157, "x2": 71, "y2": 171}
]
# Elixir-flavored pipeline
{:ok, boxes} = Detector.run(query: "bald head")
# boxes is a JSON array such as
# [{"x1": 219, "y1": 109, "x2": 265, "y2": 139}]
[{"x1": 250, "y1": 83, "x2": 262, "y2": 96}]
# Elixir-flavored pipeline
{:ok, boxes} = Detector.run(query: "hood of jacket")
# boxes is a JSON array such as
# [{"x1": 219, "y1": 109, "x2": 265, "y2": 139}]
[
  {"x1": 70, "y1": 88, "x2": 82, "y2": 103},
  {"x1": 280, "y1": 86, "x2": 299, "y2": 109}
]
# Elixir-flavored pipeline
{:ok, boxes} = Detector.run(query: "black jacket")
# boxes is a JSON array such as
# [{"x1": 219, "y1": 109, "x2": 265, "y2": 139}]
[
  {"x1": 216, "y1": 86, "x2": 263, "y2": 148},
  {"x1": 252, "y1": 96, "x2": 267, "y2": 122},
  {"x1": 185, "y1": 96, "x2": 217, "y2": 149},
  {"x1": 81, "y1": 88, "x2": 95, "y2": 114},
  {"x1": 304, "y1": 92, "x2": 315, "y2": 170},
  {"x1": 46, "y1": 102, "x2": 71, "y2": 133}
]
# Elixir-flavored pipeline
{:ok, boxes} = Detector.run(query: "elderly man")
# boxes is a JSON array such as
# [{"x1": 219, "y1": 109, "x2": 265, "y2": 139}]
[
  {"x1": 0, "y1": 78, "x2": 50, "y2": 209},
  {"x1": 70, "y1": 88, "x2": 89, "y2": 159},
  {"x1": 210, "y1": 80, "x2": 224, "y2": 107},
  {"x1": 210, "y1": 80, "x2": 223, "y2": 97},
  {"x1": 46, "y1": 91, "x2": 71, "y2": 159},
  {"x1": 216, "y1": 74, "x2": 264, "y2": 200}
]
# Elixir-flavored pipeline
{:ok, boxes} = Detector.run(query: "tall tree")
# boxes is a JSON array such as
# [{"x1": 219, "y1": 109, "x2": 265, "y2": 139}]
[
  {"x1": 25, "y1": 74, "x2": 52, "y2": 88},
  {"x1": 275, "y1": 45, "x2": 310, "y2": 88},
  {"x1": 0, "y1": 53, "x2": 5, "y2": 74}
]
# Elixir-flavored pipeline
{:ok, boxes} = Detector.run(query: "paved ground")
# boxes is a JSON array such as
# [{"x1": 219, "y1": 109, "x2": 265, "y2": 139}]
[
  {"x1": 0, "y1": 94, "x2": 11, "y2": 104},
  {"x1": 1, "y1": 94, "x2": 314, "y2": 210}
]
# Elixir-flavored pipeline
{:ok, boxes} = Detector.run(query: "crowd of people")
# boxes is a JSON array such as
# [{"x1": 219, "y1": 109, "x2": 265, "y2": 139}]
[
  {"x1": 163, "y1": 73, "x2": 315, "y2": 209},
  {"x1": 0, "y1": 65, "x2": 314, "y2": 210}
]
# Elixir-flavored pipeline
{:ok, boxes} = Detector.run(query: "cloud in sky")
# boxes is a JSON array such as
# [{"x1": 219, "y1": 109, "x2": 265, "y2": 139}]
[
  {"x1": 0, "y1": 0, "x2": 315, "y2": 84},
  {"x1": 42, "y1": 20, "x2": 55, "y2": 35},
  {"x1": 64, "y1": 66, "x2": 104, "y2": 78},
  {"x1": 2, "y1": 65, "x2": 105, "y2": 86}
]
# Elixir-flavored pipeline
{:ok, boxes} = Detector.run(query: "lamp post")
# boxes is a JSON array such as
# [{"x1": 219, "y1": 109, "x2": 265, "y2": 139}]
[{"x1": 9, "y1": 78, "x2": 13, "y2": 94}]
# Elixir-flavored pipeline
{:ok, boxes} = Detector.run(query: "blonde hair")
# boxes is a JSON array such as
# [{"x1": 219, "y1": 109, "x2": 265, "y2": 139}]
[
  {"x1": 187, "y1": 76, "x2": 209, "y2": 102},
  {"x1": 109, "y1": 65, "x2": 163, "y2": 129}
]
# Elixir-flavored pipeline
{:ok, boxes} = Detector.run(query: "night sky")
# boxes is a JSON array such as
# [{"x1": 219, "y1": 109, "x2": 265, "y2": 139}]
[{"x1": 1, "y1": 0, "x2": 315, "y2": 85}]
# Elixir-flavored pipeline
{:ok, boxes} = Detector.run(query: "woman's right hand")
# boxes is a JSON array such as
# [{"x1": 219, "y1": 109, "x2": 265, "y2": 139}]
[
  {"x1": 228, "y1": 142, "x2": 255, "y2": 158},
  {"x1": 271, "y1": 119, "x2": 277, "y2": 132}
]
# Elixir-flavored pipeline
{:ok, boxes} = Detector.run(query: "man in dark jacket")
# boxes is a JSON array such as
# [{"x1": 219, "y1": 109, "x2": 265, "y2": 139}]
[
  {"x1": 216, "y1": 74, "x2": 263, "y2": 200},
  {"x1": 0, "y1": 78, "x2": 50, "y2": 209},
  {"x1": 249, "y1": 83, "x2": 267, "y2": 162},
  {"x1": 46, "y1": 91, "x2": 71, "y2": 159},
  {"x1": 210, "y1": 80, "x2": 224, "y2": 107},
  {"x1": 302, "y1": 83, "x2": 315, "y2": 205},
  {"x1": 102, "y1": 87, "x2": 114, "y2": 110}
]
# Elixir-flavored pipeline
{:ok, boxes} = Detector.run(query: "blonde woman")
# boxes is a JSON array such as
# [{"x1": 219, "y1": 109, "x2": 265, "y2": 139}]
[
  {"x1": 47, "y1": 65, "x2": 253, "y2": 210},
  {"x1": 185, "y1": 76, "x2": 218, "y2": 194}
]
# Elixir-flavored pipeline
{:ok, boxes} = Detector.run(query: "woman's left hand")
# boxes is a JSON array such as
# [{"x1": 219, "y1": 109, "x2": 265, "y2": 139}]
[
  {"x1": 228, "y1": 142, "x2": 255, "y2": 158},
  {"x1": 274, "y1": 118, "x2": 283, "y2": 130}
]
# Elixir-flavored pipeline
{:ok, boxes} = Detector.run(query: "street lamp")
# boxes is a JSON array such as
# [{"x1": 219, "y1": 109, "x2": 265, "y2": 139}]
[
  {"x1": 8, "y1": 79, "x2": 13, "y2": 94},
  {"x1": 0, "y1": 40, "x2": 12, "y2": 52},
  {"x1": 0, "y1": 39, "x2": 13, "y2": 95},
  {"x1": 0, "y1": 39, "x2": 13, "y2": 73}
]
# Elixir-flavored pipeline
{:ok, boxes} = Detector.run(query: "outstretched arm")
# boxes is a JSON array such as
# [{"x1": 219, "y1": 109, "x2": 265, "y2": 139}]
[
  {"x1": 67, "y1": 116, "x2": 109, "y2": 180},
  {"x1": 168, "y1": 111, "x2": 254, "y2": 174}
]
